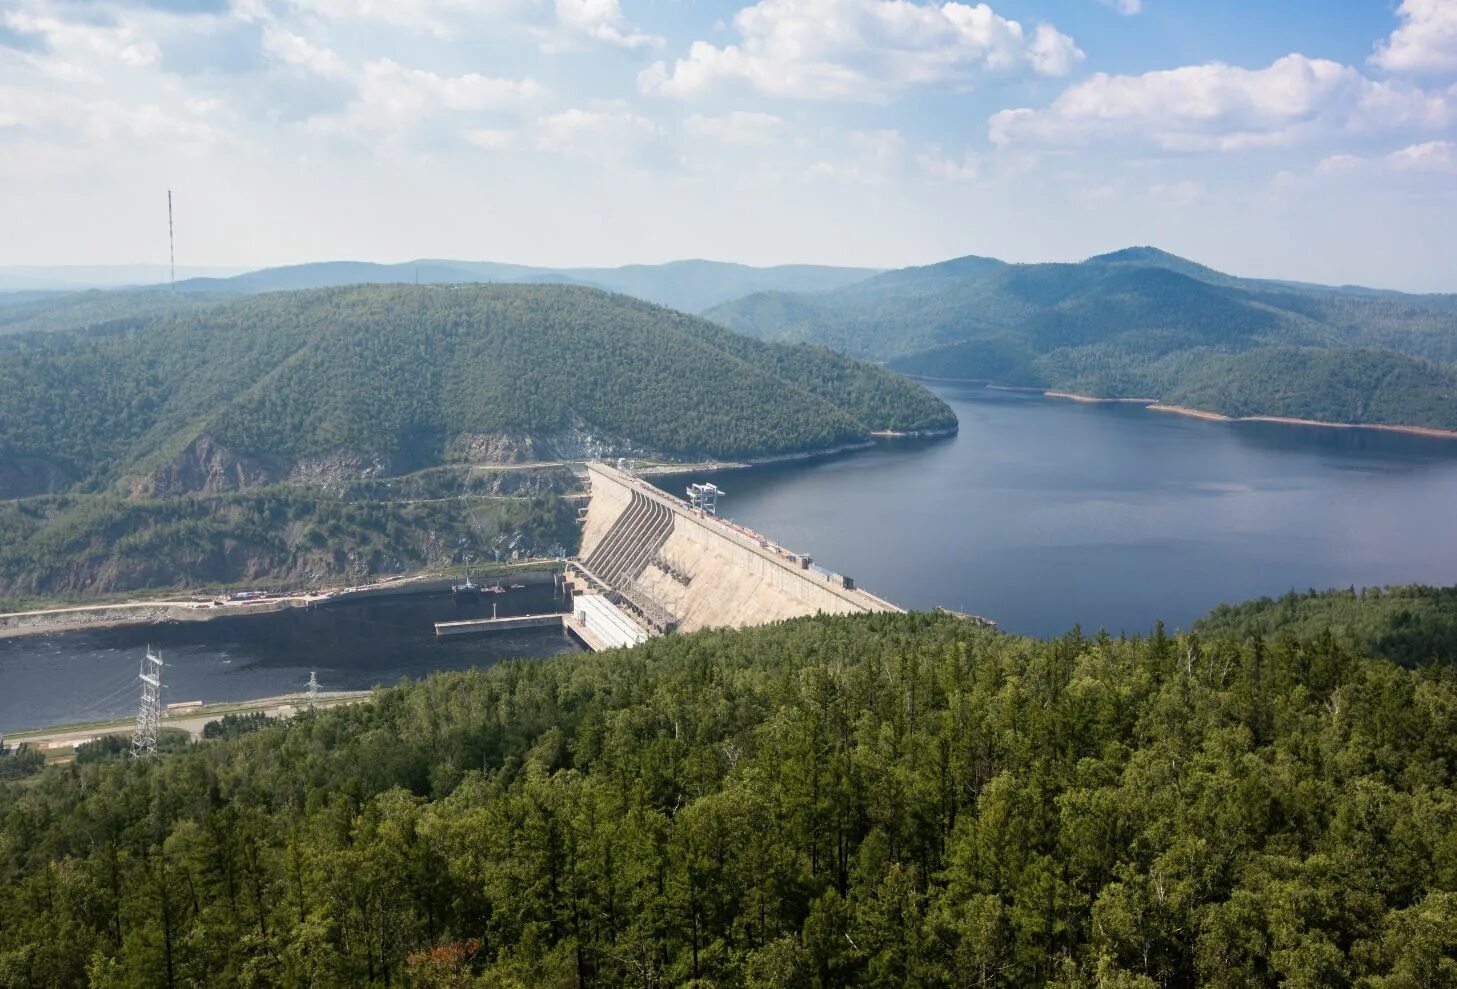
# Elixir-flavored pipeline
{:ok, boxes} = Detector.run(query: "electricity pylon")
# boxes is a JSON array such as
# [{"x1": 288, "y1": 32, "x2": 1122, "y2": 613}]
[{"x1": 130, "y1": 647, "x2": 164, "y2": 758}]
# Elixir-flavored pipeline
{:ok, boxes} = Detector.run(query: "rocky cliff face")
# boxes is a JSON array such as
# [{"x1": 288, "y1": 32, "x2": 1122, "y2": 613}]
[
  {"x1": 130, "y1": 436, "x2": 412, "y2": 498},
  {"x1": 128, "y1": 435, "x2": 290, "y2": 498}
]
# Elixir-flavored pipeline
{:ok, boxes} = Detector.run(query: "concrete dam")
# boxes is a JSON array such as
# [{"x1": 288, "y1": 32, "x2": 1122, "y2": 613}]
[{"x1": 571, "y1": 461, "x2": 901, "y2": 635}]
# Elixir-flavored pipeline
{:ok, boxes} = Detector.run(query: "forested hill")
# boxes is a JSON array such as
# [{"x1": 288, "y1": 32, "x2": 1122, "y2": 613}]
[
  {"x1": 0, "y1": 284, "x2": 954, "y2": 499},
  {"x1": 4, "y1": 599, "x2": 1457, "y2": 986},
  {"x1": 706, "y1": 247, "x2": 1457, "y2": 432}
]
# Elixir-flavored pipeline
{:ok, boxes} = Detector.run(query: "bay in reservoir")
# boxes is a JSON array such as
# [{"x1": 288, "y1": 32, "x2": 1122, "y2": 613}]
[{"x1": 654, "y1": 383, "x2": 1457, "y2": 638}]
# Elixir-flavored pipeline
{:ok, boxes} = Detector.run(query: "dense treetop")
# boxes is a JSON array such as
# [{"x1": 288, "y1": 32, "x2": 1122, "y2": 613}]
[
  {"x1": 3, "y1": 593, "x2": 1456, "y2": 987},
  {"x1": 0, "y1": 284, "x2": 954, "y2": 494},
  {"x1": 707, "y1": 249, "x2": 1457, "y2": 432}
]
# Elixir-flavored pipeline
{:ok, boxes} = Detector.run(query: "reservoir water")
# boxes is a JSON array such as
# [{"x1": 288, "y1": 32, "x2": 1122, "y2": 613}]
[
  {"x1": 0, "y1": 586, "x2": 579, "y2": 732},
  {"x1": 656, "y1": 383, "x2": 1457, "y2": 638},
  {"x1": 5, "y1": 381, "x2": 1457, "y2": 731}
]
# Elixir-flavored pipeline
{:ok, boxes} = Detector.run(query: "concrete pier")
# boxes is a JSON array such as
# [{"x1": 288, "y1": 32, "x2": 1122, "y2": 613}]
[{"x1": 434, "y1": 614, "x2": 565, "y2": 637}]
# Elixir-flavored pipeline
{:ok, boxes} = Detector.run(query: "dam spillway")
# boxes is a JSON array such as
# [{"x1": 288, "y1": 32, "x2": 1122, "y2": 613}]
[{"x1": 574, "y1": 461, "x2": 901, "y2": 633}]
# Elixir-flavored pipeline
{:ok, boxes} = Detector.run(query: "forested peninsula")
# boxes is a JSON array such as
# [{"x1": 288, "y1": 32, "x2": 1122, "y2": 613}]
[
  {"x1": 0, "y1": 284, "x2": 952, "y2": 603},
  {"x1": 708, "y1": 247, "x2": 1457, "y2": 435},
  {"x1": 3, "y1": 589, "x2": 1457, "y2": 986}
]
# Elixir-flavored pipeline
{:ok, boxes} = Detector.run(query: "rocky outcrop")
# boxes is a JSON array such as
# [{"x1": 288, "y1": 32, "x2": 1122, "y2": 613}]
[
  {"x1": 129, "y1": 435, "x2": 289, "y2": 498},
  {"x1": 0, "y1": 456, "x2": 76, "y2": 499},
  {"x1": 129, "y1": 436, "x2": 403, "y2": 498},
  {"x1": 444, "y1": 431, "x2": 555, "y2": 464}
]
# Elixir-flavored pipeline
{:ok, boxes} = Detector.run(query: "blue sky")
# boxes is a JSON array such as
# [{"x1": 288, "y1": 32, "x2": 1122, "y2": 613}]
[{"x1": 1, "y1": 0, "x2": 1455, "y2": 289}]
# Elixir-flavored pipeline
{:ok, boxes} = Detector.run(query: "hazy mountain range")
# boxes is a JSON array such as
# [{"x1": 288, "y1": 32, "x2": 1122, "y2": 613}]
[
  {"x1": 707, "y1": 246, "x2": 1457, "y2": 432},
  {"x1": 5, "y1": 246, "x2": 1455, "y2": 432}
]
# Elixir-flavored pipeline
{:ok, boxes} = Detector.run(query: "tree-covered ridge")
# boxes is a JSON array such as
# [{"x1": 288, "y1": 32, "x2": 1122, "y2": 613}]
[
  {"x1": 4, "y1": 604, "x2": 1457, "y2": 987},
  {"x1": 707, "y1": 249, "x2": 1457, "y2": 433},
  {"x1": 0, "y1": 284, "x2": 955, "y2": 496},
  {"x1": 1196, "y1": 585, "x2": 1457, "y2": 669}
]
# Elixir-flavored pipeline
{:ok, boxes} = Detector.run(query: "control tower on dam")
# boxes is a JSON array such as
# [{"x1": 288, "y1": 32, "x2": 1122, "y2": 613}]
[{"x1": 573, "y1": 461, "x2": 901, "y2": 633}]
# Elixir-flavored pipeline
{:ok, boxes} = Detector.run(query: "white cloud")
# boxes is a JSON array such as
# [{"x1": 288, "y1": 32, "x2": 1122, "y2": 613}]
[
  {"x1": 1372, "y1": 0, "x2": 1457, "y2": 76},
  {"x1": 805, "y1": 128, "x2": 905, "y2": 181},
  {"x1": 917, "y1": 148, "x2": 980, "y2": 181},
  {"x1": 2, "y1": 9, "x2": 160, "y2": 72},
  {"x1": 1386, "y1": 138, "x2": 1457, "y2": 171},
  {"x1": 683, "y1": 110, "x2": 786, "y2": 143},
  {"x1": 639, "y1": 0, "x2": 1082, "y2": 101},
  {"x1": 307, "y1": 0, "x2": 520, "y2": 38},
  {"x1": 534, "y1": 105, "x2": 656, "y2": 157},
  {"x1": 554, "y1": 0, "x2": 662, "y2": 49},
  {"x1": 261, "y1": 25, "x2": 349, "y2": 78},
  {"x1": 1316, "y1": 140, "x2": 1456, "y2": 176},
  {"x1": 990, "y1": 54, "x2": 1455, "y2": 150},
  {"x1": 309, "y1": 59, "x2": 544, "y2": 136},
  {"x1": 465, "y1": 126, "x2": 516, "y2": 149},
  {"x1": 1097, "y1": 0, "x2": 1142, "y2": 13},
  {"x1": 0, "y1": 83, "x2": 227, "y2": 168}
]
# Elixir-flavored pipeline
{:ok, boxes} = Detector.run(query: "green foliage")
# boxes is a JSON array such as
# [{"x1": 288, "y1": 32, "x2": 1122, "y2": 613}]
[
  {"x1": 1197, "y1": 585, "x2": 1457, "y2": 668},
  {"x1": 0, "y1": 746, "x2": 44, "y2": 781},
  {"x1": 201, "y1": 712, "x2": 276, "y2": 741},
  {"x1": 0, "y1": 284, "x2": 954, "y2": 496},
  {"x1": 0, "y1": 486, "x2": 578, "y2": 598},
  {"x1": 709, "y1": 250, "x2": 1457, "y2": 432},
  {"x1": 3, "y1": 605, "x2": 1456, "y2": 986}
]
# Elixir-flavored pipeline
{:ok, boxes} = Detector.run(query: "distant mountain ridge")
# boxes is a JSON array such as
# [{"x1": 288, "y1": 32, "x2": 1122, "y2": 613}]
[
  {"x1": 706, "y1": 246, "x2": 1457, "y2": 433},
  {"x1": 162, "y1": 258, "x2": 880, "y2": 313}
]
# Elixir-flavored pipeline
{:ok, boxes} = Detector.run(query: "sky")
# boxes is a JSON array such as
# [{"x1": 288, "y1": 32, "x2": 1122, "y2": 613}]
[{"x1": 1, "y1": 0, "x2": 1455, "y2": 290}]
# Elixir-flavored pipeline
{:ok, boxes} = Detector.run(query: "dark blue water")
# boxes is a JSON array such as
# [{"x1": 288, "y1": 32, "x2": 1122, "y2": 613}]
[
  {"x1": 7, "y1": 383, "x2": 1457, "y2": 732},
  {"x1": 0, "y1": 586, "x2": 579, "y2": 732},
  {"x1": 654, "y1": 384, "x2": 1457, "y2": 637}
]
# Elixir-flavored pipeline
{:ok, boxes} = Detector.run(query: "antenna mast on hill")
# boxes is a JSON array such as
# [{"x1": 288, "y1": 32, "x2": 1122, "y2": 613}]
[
  {"x1": 167, "y1": 190, "x2": 176, "y2": 291},
  {"x1": 131, "y1": 646, "x2": 164, "y2": 758}
]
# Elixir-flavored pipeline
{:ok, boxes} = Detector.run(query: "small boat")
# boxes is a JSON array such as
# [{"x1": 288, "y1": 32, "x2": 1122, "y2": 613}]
[
  {"x1": 452, "y1": 572, "x2": 482, "y2": 604},
  {"x1": 509, "y1": 583, "x2": 526, "y2": 590}
]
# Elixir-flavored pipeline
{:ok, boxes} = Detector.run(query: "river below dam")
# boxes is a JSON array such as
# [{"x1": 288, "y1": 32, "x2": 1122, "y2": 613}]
[
  {"x1": 0, "y1": 585, "x2": 579, "y2": 732},
  {"x1": 654, "y1": 382, "x2": 1457, "y2": 638},
  {"x1": 6, "y1": 381, "x2": 1457, "y2": 732}
]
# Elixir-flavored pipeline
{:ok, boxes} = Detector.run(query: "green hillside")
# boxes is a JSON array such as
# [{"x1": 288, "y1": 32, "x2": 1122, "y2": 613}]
[
  {"x1": 0, "y1": 283, "x2": 954, "y2": 499},
  {"x1": 707, "y1": 248, "x2": 1457, "y2": 432},
  {"x1": 1196, "y1": 584, "x2": 1457, "y2": 668},
  {"x1": 4, "y1": 601, "x2": 1457, "y2": 986}
]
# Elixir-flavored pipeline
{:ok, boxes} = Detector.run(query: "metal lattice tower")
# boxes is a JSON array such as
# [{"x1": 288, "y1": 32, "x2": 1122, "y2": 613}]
[
  {"x1": 306, "y1": 671, "x2": 320, "y2": 707},
  {"x1": 167, "y1": 190, "x2": 175, "y2": 291},
  {"x1": 131, "y1": 646, "x2": 164, "y2": 758}
]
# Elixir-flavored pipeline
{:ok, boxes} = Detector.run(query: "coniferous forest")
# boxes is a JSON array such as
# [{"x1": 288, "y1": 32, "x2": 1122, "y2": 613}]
[{"x1": 3, "y1": 597, "x2": 1456, "y2": 988}]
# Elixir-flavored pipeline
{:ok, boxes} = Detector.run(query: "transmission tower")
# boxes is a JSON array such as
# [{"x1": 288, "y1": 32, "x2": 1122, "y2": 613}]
[
  {"x1": 167, "y1": 190, "x2": 175, "y2": 291},
  {"x1": 130, "y1": 646, "x2": 164, "y2": 758},
  {"x1": 306, "y1": 670, "x2": 320, "y2": 707}
]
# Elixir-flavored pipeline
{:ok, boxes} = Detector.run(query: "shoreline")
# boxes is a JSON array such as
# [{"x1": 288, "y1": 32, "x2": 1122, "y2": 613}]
[
  {"x1": 906, "y1": 376, "x2": 1457, "y2": 442},
  {"x1": 0, "y1": 564, "x2": 561, "y2": 641},
  {"x1": 868, "y1": 425, "x2": 959, "y2": 439}
]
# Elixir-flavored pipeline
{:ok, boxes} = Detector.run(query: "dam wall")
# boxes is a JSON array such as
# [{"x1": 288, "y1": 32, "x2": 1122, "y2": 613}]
[{"x1": 577, "y1": 462, "x2": 900, "y2": 633}]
